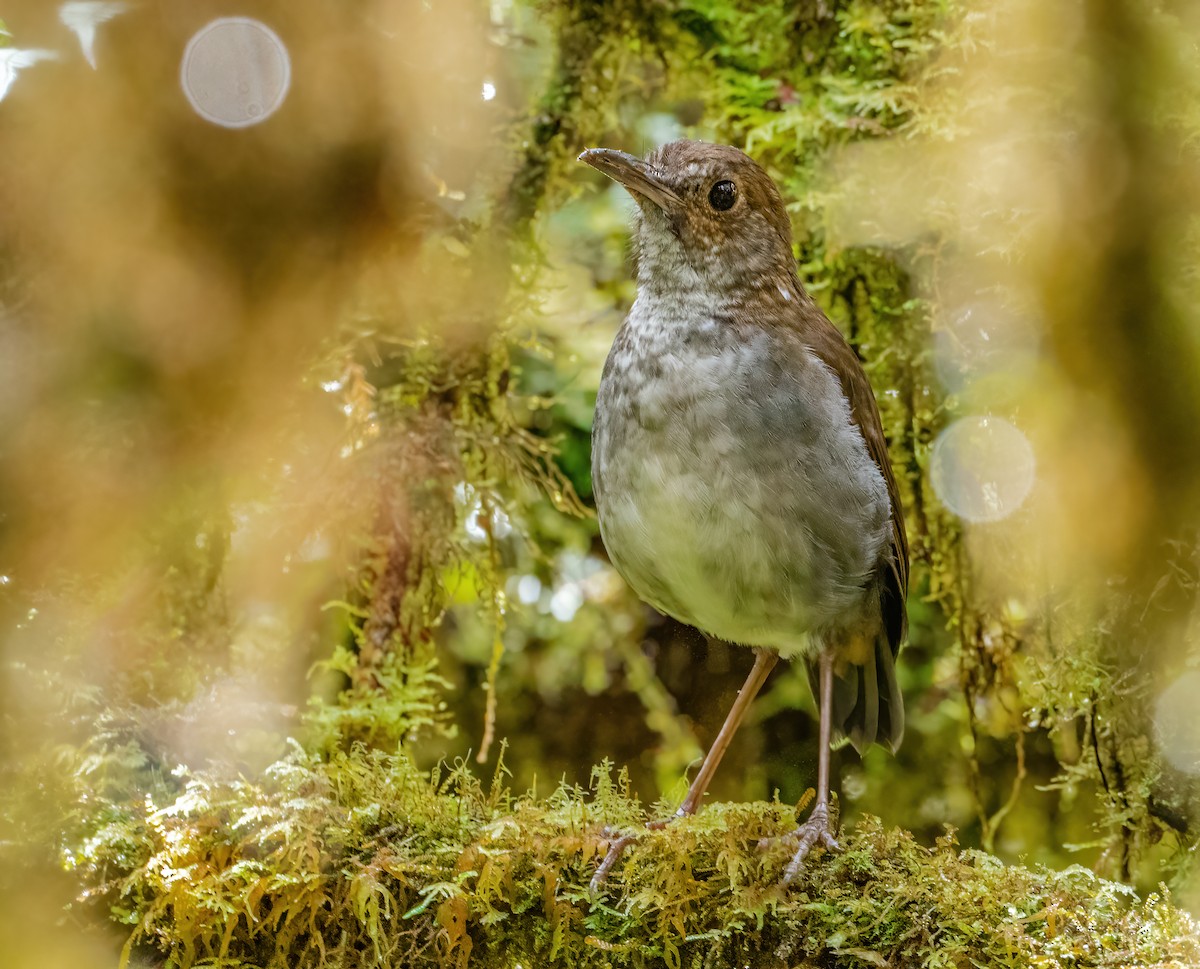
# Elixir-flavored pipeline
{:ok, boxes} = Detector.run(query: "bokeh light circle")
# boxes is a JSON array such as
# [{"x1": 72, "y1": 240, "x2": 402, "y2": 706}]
[
  {"x1": 181, "y1": 18, "x2": 291, "y2": 129},
  {"x1": 930, "y1": 416, "x2": 1035, "y2": 523},
  {"x1": 1155, "y1": 671, "x2": 1200, "y2": 775}
]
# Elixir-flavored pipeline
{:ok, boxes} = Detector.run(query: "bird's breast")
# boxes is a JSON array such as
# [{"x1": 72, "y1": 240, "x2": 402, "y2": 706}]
[{"x1": 592, "y1": 297, "x2": 890, "y2": 654}]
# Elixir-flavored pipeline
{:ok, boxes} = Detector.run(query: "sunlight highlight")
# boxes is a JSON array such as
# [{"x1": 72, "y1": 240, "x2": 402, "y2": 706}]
[
  {"x1": 181, "y1": 17, "x2": 291, "y2": 128},
  {"x1": 1156, "y1": 671, "x2": 1200, "y2": 775},
  {"x1": 930, "y1": 416, "x2": 1035, "y2": 523}
]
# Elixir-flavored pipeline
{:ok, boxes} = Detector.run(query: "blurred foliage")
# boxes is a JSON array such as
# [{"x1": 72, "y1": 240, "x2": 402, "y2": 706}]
[{"x1": 0, "y1": 0, "x2": 1199, "y2": 965}]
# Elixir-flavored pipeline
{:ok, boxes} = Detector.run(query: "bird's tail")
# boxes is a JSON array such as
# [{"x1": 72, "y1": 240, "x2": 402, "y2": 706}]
[{"x1": 806, "y1": 632, "x2": 904, "y2": 755}]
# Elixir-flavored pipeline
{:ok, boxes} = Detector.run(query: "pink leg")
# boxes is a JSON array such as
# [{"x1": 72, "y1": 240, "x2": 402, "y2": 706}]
[
  {"x1": 670, "y1": 647, "x2": 779, "y2": 819},
  {"x1": 768, "y1": 649, "x2": 839, "y2": 883},
  {"x1": 591, "y1": 648, "x2": 779, "y2": 892}
]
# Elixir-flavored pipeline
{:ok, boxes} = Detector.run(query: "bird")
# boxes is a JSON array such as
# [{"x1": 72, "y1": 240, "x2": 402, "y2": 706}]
[
  {"x1": 579, "y1": 140, "x2": 908, "y2": 886},
  {"x1": 0, "y1": 48, "x2": 59, "y2": 103},
  {"x1": 59, "y1": 1, "x2": 129, "y2": 70}
]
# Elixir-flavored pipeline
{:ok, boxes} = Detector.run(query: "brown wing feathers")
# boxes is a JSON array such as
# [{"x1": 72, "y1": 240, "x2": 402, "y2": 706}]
[
  {"x1": 806, "y1": 315, "x2": 909, "y2": 753},
  {"x1": 806, "y1": 318, "x2": 909, "y2": 649}
]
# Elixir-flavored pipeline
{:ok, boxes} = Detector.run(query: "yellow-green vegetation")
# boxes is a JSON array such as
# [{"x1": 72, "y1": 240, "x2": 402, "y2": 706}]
[{"x1": 64, "y1": 699, "x2": 1200, "y2": 969}]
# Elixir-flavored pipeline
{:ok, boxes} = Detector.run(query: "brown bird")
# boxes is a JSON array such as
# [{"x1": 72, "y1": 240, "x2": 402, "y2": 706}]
[{"x1": 580, "y1": 140, "x2": 908, "y2": 886}]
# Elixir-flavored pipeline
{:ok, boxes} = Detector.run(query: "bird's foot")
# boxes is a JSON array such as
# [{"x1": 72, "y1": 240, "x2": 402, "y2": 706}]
[
  {"x1": 589, "y1": 827, "x2": 640, "y2": 895},
  {"x1": 758, "y1": 801, "x2": 839, "y2": 884},
  {"x1": 590, "y1": 810, "x2": 684, "y2": 895}
]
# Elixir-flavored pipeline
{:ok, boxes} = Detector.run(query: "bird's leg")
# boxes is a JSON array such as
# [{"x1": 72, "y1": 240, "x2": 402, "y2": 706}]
[
  {"x1": 590, "y1": 647, "x2": 778, "y2": 893},
  {"x1": 761, "y1": 648, "x2": 840, "y2": 882},
  {"x1": 664, "y1": 646, "x2": 779, "y2": 822}
]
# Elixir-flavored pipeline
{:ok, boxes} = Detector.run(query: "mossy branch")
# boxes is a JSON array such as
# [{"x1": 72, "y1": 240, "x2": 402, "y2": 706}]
[{"x1": 68, "y1": 745, "x2": 1199, "y2": 969}]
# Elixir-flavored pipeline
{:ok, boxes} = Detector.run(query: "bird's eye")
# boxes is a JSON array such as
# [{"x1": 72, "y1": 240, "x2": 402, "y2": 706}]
[{"x1": 708, "y1": 180, "x2": 737, "y2": 211}]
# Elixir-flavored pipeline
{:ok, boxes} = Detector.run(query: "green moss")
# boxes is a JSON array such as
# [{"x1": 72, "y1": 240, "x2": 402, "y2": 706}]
[{"x1": 66, "y1": 738, "x2": 1199, "y2": 969}]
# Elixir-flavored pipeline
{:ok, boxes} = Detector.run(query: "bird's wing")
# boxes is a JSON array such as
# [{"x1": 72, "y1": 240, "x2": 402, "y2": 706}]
[{"x1": 805, "y1": 314, "x2": 909, "y2": 650}]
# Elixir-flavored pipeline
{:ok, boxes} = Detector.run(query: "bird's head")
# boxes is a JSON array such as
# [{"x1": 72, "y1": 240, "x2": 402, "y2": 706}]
[{"x1": 579, "y1": 140, "x2": 797, "y2": 296}]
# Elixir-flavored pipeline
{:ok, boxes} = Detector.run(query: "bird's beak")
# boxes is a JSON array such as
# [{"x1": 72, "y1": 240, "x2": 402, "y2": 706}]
[{"x1": 578, "y1": 148, "x2": 682, "y2": 213}]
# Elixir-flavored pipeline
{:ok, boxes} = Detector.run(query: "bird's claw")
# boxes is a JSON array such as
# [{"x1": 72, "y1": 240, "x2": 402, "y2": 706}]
[
  {"x1": 589, "y1": 829, "x2": 639, "y2": 895},
  {"x1": 589, "y1": 808, "x2": 688, "y2": 894},
  {"x1": 758, "y1": 802, "x2": 840, "y2": 883}
]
